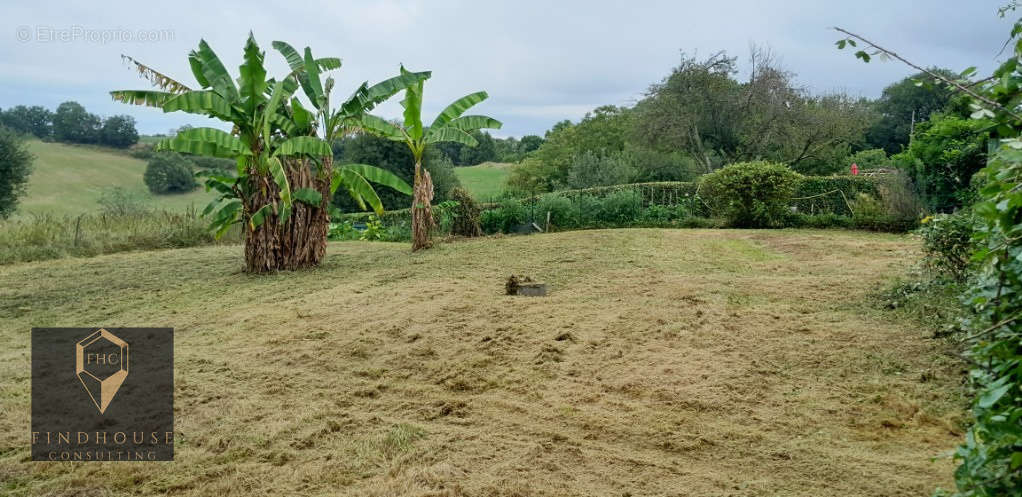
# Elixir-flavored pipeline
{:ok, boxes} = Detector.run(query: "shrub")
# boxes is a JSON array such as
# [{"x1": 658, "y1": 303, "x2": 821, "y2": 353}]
[
  {"x1": 597, "y1": 189, "x2": 643, "y2": 224},
  {"x1": 536, "y1": 194, "x2": 574, "y2": 230},
  {"x1": 448, "y1": 187, "x2": 482, "y2": 237},
  {"x1": 0, "y1": 126, "x2": 34, "y2": 219},
  {"x1": 129, "y1": 143, "x2": 155, "y2": 159},
  {"x1": 144, "y1": 153, "x2": 197, "y2": 194},
  {"x1": 699, "y1": 161, "x2": 802, "y2": 228},
  {"x1": 480, "y1": 198, "x2": 527, "y2": 234},
  {"x1": 846, "y1": 148, "x2": 889, "y2": 169},
  {"x1": 917, "y1": 211, "x2": 975, "y2": 281},
  {"x1": 97, "y1": 187, "x2": 152, "y2": 216}
]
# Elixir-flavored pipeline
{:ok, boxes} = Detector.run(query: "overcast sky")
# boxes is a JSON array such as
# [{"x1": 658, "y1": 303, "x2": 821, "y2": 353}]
[{"x1": 0, "y1": 1, "x2": 1015, "y2": 138}]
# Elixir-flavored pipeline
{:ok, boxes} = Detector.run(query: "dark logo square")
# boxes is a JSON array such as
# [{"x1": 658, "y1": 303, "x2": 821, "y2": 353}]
[{"x1": 31, "y1": 328, "x2": 174, "y2": 461}]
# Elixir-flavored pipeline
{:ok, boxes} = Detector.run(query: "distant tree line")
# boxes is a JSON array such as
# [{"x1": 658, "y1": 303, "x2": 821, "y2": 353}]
[
  {"x1": 507, "y1": 46, "x2": 974, "y2": 209},
  {"x1": 432, "y1": 131, "x2": 545, "y2": 166},
  {"x1": 0, "y1": 101, "x2": 139, "y2": 148}
]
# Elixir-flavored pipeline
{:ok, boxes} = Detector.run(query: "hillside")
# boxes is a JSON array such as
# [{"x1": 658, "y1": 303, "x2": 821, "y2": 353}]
[
  {"x1": 17, "y1": 140, "x2": 215, "y2": 216},
  {"x1": 453, "y1": 161, "x2": 514, "y2": 200},
  {"x1": 0, "y1": 229, "x2": 961, "y2": 496}
]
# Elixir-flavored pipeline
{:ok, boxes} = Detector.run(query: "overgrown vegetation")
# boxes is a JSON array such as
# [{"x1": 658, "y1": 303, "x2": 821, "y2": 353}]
[
  {"x1": 0, "y1": 188, "x2": 232, "y2": 265},
  {"x1": 836, "y1": 8, "x2": 1022, "y2": 495}
]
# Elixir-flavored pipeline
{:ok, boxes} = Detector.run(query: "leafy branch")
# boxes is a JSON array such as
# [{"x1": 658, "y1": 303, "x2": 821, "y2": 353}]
[{"x1": 832, "y1": 26, "x2": 1022, "y2": 122}]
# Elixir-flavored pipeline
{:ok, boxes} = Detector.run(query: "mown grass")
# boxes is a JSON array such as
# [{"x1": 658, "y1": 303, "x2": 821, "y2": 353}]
[
  {"x1": 18, "y1": 140, "x2": 216, "y2": 216},
  {"x1": 0, "y1": 229, "x2": 965, "y2": 496},
  {"x1": 452, "y1": 162, "x2": 514, "y2": 200}
]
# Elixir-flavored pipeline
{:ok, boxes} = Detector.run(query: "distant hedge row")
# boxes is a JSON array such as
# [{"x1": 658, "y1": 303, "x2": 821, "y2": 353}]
[{"x1": 336, "y1": 175, "x2": 895, "y2": 229}]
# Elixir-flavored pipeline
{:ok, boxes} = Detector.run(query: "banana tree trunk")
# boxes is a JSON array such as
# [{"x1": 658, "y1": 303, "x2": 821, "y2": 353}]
[
  {"x1": 243, "y1": 157, "x2": 332, "y2": 273},
  {"x1": 411, "y1": 159, "x2": 435, "y2": 252}
]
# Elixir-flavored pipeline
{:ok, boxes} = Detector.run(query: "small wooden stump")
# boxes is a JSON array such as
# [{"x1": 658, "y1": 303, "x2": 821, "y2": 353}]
[{"x1": 506, "y1": 275, "x2": 548, "y2": 296}]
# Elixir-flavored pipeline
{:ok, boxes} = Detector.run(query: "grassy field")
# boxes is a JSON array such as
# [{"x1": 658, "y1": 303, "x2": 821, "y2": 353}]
[
  {"x1": 17, "y1": 140, "x2": 216, "y2": 216},
  {"x1": 453, "y1": 162, "x2": 514, "y2": 200},
  {"x1": 0, "y1": 229, "x2": 964, "y2": 496}
]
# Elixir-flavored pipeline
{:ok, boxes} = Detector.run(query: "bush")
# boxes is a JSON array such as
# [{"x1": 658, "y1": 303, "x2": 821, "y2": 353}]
[
  {"x1": 448, "y1": 187, "x2": 482, "y2": 237},
  {"x1": 129, "y1": 143, "x2": 155, "y2": 159},
  {"x1": 536, "y1": 194, "x2": 574, "y2": 229},
  {"x1": 0, "y1": 126, "x2": 34, "y2": 219},
  {"x1": 846, "y1": 148, "x2": 889, "y2": 169},
  {"x1": 480, "y1": 198, "x2": 527, "y2": 233},
  {"x1": 917, "y1": 211, "x2": 975, "y2": 281},
  {"x1": 892, "y1": 113, "x2": 988, "y2": 212},
  {"x1": 144, "y1": 153, "x2": 197, "y2": 194},
  {"x1": 97, "y1": 187, "x2": 152, "y2": 216},
  {"x1": 699, "y1": 161, "x2": 802, "y2": 228},
  {"x1": 597, "y1": 189, "x2": 643, "y2": 224}
]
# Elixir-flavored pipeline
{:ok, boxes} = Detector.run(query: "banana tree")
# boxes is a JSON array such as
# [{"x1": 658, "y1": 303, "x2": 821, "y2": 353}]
[
  {"x1": 359, "y1": 67, "x2": 502, "y2": 250},
  {"x1": 111, "y1": 34, "x2": 415, "y2": 272},
  {"x1": 269, "y1": 41, "x2": 430, "y2": 214}
]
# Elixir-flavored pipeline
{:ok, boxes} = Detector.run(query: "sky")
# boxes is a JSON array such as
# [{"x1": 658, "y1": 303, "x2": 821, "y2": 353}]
[{"x1": 0, "y1": 1, "x2": 1016, "y2": 138}]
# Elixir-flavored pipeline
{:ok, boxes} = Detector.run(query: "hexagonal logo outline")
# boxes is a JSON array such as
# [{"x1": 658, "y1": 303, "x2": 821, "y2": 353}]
[{"x1": 75, "y1": 328, "x2": 129, "y2": 414}]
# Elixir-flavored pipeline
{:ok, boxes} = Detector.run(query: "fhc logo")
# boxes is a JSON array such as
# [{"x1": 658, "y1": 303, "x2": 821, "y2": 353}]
[
  {"x1": 32, "y1": 328, "x2": 173, "y2": 461},
  {"x1": 76, "y1": 329, "x2": 129, "y2": 414}
]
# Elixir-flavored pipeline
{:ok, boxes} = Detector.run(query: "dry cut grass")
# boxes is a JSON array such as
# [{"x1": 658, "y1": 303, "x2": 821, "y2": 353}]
[{"x1": 0, "y1": 229, "x2": 965, "y2": 496}]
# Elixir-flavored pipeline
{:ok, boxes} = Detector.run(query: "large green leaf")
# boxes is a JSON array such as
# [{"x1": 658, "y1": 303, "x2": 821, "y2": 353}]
[
  {"x1": 425, "y1": 126, "x2": 477, "y2": 146},
  {"x1": 399, "y1": 66, "x2": 424, "y2": 141},
  {"x1": 339, "y1": 163, "x2": 412, "y2": 195},
  {"x1": 359, "y1": 114, "x2": 406, "y2": 141},
  {"x1": 193, "y1": 39, "x2": 238, "y2": 102},
  {"x1": 274, "y1": 136, "x2": 331, "y2": 158},
  {"x1": 162, "y1": 91, "x2": 234, "y2": 120},
  {"x1": 249, "y1": 203, "x2": 274, "y2": 230},
  {"x1": 238, "y1": 33, "x2": 267, "y2": 115},
  {"x1": 431, "y1": 91, "x2": 488, "y2": 128},
  {"x1": 445, "y1": 115, "x2": 502, "y2": 132},
  {"x1": 290, "y1": 97, "x2": 313, "y2": 131},
  {"x1": 333, "y1": 168, "x2": 384, "y2": 214},
  {"x1": 262, "y1": 80, "x2": 297, "y2": 146},
  {"x1": 293, "y1": 187, "x2": 323, "y2": 206},
  {"x1": 176, "y1": 127, "x2": 247, "y2": 152},
  {"x1": 187, "y1": 52, "x2": 211, "y2": 88},
  {"x1": 205, "y1": 198, "x2": 242, "y2": 239},
  {"x1": 268, "y1": 157, "x2": 292, "y2": 225},
  {"x1": 271, "y1": 40, "x2": 304, "y2": 72},
  {"x1": 303, "y1": 47, "x2": 325, "y2": 110},
  {"x1": 156, "y1": 136, "x2": 247, "y2": 159},
  {"x1": 109, "y1": 90, "x2": 175, "y2": 108}
]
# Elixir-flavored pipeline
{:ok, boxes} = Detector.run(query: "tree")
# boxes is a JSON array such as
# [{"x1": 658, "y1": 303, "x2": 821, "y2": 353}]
[
  {"x1": 893, "y1": 113, "x2": 988, "y2": 212},
  {"x1": 865, "y1": 69, "x2": 958, "y2": 155},
  {"x1": 332, "y1": 132, "x2": 460, "y2": 212},
  {"x1": 52, "y1": 101, "x2": 101, "y2": 144},
  {"x1": 112, "y1": 34, "x2": 416, "y2": 272},
  {"x1": 0, "y1": 126, "x2": 34, "y2": 218},
  {"x1": 100, "y1": 115, "x2": 139, "y2": 148},
  {"x1": 0, "y1": 105, "x2": 53, "y2": 138},
  {"x1": 359, "y1": 67, "x2": 501, "y2": 250},
  {"x1": 634, "y1": 48, "x2": 874, "y2": 173},
  {"x1": 143, "y1": 152, "x2": 197, "y2": 194}
]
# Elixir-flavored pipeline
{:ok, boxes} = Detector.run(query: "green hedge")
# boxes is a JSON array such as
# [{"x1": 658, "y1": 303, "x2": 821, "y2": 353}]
[{"x1": 336, "y1": 175, "x2": 906, "y2": 233}]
